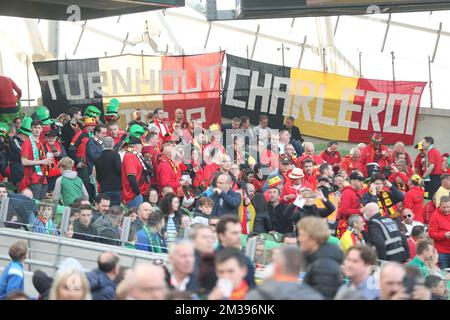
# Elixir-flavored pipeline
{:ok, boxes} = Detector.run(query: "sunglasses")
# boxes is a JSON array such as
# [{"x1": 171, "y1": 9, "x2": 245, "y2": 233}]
[{"x1": 403, "y1": 214, "x2": 412, "y2": 218}]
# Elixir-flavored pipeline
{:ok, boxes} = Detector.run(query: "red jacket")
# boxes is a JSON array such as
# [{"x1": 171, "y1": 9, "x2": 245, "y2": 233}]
[
  {"x1": 156, "y1": 155, "x2": 181, "y2": 193},
  {"x1": 407, "y1": 237, "x2": 417, "y2": 260},
  {"x1": 360, "y1": 143, "x2": 391, "y2": 176},
  {"x1": 340, "y1": 155, "x2": 364, "y2": 176},
  {"x1": 428, "y1": 208, "x2": 450, "y2": 254},
  {"x1": 391, "y1": 151, "x2": 413, "y2": 167},
  {"x1": 142, "y1": 145, "x2": 161, "y2": 186},
  {"x1": 252, "y1": 177, "x2": 265, "y2": 192},
  {"x1": 280, "y1": 180, "x2": 313, "y2": 204},
  {"x1": 403, "y1": 186, "x2": 425, "y2": 223},
  {"x1": 303, "y1": 170, "x2": 319, "y2": 190},
  {"x1": 338, "y1": 186, "x2": 364, "y2": 220},
  {"x1": 203, "y1": 162, "x2": 221, "y2": 185},
  {"x1": 0, "y1": 76, "x2": 21, "y2": 108},
  {"x1": 413, "y1": 153, "x2": 426, "y2": 176},
  {"x1": 43, "y1": 142, "x2": 63, "y2": 178},
  {"x1": 296, "y1": 154, "x2": 324, "y2": 168},
  {"x1": 423, "y1": 201, "x2": 436, "y2": 225},
  {"x1": 70, "y1": 130, "x2": 90, "y2": 162},
  {"x1": 319, "y1": 150, "x2": 341, "y2": 167}
]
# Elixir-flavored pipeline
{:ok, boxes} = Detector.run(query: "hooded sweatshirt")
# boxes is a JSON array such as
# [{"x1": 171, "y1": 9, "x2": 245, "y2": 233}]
[{"x1": 52, "y1": 170, "x2": 89, "y2": 206}]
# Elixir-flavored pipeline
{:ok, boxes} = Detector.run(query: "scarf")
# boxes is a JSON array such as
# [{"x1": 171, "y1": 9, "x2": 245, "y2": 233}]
[
  {"x1": 30, "y1": 136, "x2": 43, "y2": 176},
  {"x1": 230, "y1": 281, "x2": 249, "y2": 300},
  {"x1": 154, "y1": 117, "x2": 169, "y2": 138},
  {"x1": 143, "y1": 225, "x2": 163, "y2": 253},
  {"x1": 38, "y1": 216, "x2": 55, "y2": 235}
]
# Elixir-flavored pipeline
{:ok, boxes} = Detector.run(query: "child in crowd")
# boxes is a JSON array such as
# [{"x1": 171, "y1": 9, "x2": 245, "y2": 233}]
[{"x1": 192, "y1": 197, "x2": 214, "y2": 226}]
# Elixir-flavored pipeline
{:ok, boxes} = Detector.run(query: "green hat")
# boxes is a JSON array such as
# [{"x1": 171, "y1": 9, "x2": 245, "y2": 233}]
[
  {"x1": 105, "y1": 99, "x2": 120, "y2": 118},
  {"x1": 36, "y1": 106, "x2": 53, "y2": 125},
  {"x1": 84, "y1": 105, "x2": 102, "y2": 118},
  {"x1": 19, "y1": 117, "x2": 33, "y2": 136},
  {"x1": 0, "y1": 122, "x2": 9, "y2": 138},
  {"x1": 129, "y1": 124, "x2": 145, "y2": 138}
]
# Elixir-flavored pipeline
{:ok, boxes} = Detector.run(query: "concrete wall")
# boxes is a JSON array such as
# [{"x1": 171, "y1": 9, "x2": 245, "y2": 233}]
[{"x1": 300, "y1": 107, "x2": 450, "y2": 156}]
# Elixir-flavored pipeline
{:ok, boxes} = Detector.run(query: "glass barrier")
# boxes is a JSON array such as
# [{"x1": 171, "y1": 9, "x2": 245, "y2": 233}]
[{"x1": 0, "y1": 196, "x2": 170, "y2": 253}]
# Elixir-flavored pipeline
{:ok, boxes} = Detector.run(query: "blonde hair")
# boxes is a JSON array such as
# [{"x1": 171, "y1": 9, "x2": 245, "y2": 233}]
[
  {"x1": 49, "y1": 268, "x2": 91, "y2": 300},
  {"x1": 58, "y1": 157, "x2": 75, "y2": 171},
  {"x1": 297, "y1": 217, "x2": 330, "y2": 245}
]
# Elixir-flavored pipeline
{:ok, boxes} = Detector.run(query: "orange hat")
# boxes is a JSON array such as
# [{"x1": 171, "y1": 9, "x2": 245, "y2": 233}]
[{"x1": 83, "y1": 117, "x2": 97, "y2": 127}]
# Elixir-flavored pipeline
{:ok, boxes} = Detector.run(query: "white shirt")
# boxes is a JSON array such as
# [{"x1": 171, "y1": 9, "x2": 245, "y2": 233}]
[{"x1": 405, "y1": 220, "x2": 424, "y2": 237}]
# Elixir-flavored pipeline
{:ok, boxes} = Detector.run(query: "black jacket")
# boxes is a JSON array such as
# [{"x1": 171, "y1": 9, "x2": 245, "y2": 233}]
[
  {"x1": 252, "y1": 210, "x2": 273, "y2": 234},
  {"x1": 268, "y1": 202, "x2": 293, "y2": 234},
  {"x1": 86, "y1": 269, "x2": 117, "y2": 300},
  {"x1": 7, "y1": 136, "x2": 24, "y2": 184},
  {"x1": 361, "y1": 186, "x2": 404, "y2": 206},
  {"x1": 285, "y1": 200, "x2": 335, "y2": 225},
  {"x1": 210, "y1": 190, "x2": 242, "y2": 217},
  {"x1": 72, "y1": 220, "x2": 98, "y2": 243},
  {"x1": 61, "y1": 121, "x2": 80, "y2": 151},
  {"x1": 303, "y1": 243, "x2": 344, "y2": 299},
  {"x1": 281, "y1": 124, "x2": 303, "y2": 142},
  {"x1": 95, "y1": 149, "x2": 122, "y2": 193},
  {"x1": 367, "y1": 213, "x2": 410, "y2": 262}
]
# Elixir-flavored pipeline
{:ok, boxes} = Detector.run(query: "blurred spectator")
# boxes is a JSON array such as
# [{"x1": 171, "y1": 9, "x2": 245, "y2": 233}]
[
  {"x1": 335, "y1": 245, "x2": 379, "y2": 300},
  {"x1": 425, "y1": 275, "x2": 448, "y2": 300},
  {"x1": 297, "y1": 217, "x2": 344, "y2": 299},
  {"x1": 49, "y1": 268, "x2": 91, "y2": 300},
  {"x1": 407, "y1": 239, "x2": 435, "y2": 278},
  {"x1": 0, "y1": 241, "x2": 27, "y2": 299},
  {"x1": 379, "y1": 263, "x2": 431, "y2": 300},
  {"x1": 87, "y1": 252, "x2": 120, "y2": 300},
  {"x1": 216, "y1": 215, "x2": 255, "y2": 288},
  {"x1": 208, "y1": 248, "x2": 249, "y2": 300},
  {"x1": 168, "y1": 240, "x2": 196, "y2": 293},
  {"x1": 340, "y1": 214, "x2": 366, "y2": 253},
  {"x1": 125, "y1": 263, "x2": 168, "y2": 300},
  {"x1": 247, "y1": 246, "x2": 323, "y2": 300},
  {"x1": 32, "y1": 270, "x2": 53, "y2": 300},
  {"x1": 408, "y1": 225, "x2": 427, "y2": 259}
]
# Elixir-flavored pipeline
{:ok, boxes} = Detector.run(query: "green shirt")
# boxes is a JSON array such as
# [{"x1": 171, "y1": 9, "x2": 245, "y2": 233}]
[{"x1": 407, "y1": 256, "x2": 429, "y2": 278}]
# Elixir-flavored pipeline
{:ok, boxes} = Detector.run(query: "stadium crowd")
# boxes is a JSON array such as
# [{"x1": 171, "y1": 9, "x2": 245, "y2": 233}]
[{"x1": 0, "y1": 77, "x2": 449, "y2": 300}]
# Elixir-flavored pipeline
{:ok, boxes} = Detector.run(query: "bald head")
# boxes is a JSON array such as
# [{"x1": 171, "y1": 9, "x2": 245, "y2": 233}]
[
  {"x1": 138, "y1": 202, "x2": 153, "y2": 222},
  {"x1": 127, "y1": 263, "x2": 168, "y2": 300},
  {"x1": 380, "y1": 262, "x2": 406, "y2": 300},
  {"x1": 362, "y1": 203, "x2": 380, "y2": 219},
  {"x1": 98, "y1": 252, "x2": 119, "y2": 275}
]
